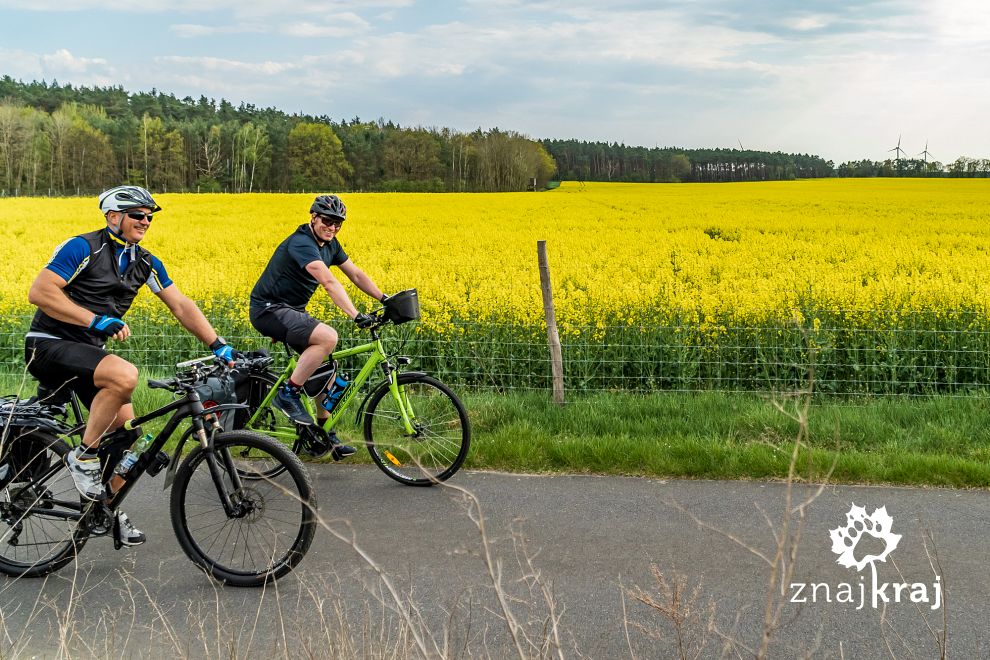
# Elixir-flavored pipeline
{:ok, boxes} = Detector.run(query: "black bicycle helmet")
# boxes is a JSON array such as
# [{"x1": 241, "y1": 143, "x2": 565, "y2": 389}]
[
  {"x1": 310, "y1": 194, "x2": 346, "y2": 221},
  {"x1": 98, "y1": 185, "x2": 162, "y2": 213}
]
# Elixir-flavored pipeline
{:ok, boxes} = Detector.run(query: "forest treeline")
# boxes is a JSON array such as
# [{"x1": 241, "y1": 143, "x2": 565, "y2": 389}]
[
  {"x1": 834, "y1": 157, "x2": 990, "y2": 177},
  {"x1": 0, "y1": 77, "x2": 556, "y2": 195},
  {"x1": 544, "y1": 140, "x2": 833, "y2": 182},
  {"x1": 543, "y1": 141, "x2": 990, "y2": 183},
  {"x1": 2, "y1": 76, "x2": 985, "y2": 196}
]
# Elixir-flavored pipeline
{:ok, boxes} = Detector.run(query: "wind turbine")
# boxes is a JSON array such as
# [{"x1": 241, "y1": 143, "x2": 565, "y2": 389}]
[
  {"x1": 888, "y1": 134, "x2": 906, "y2": 164},
  {"x1": 918, "y1": 141, "x2": 935, "y2": 164}
]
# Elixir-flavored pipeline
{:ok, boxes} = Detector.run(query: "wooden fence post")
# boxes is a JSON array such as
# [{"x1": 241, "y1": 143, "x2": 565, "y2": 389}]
[{"x1": 538, "y1": 240, "x2": 565, "y2": 405}]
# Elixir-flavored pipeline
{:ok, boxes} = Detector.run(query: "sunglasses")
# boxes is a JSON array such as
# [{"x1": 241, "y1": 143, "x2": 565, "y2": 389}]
[
  {"x1": 124, "y1": 211, "x2": 154, "y2": 222},
  {"x1": 316, "y1": 214, "x2": 343, "y2": 228}
]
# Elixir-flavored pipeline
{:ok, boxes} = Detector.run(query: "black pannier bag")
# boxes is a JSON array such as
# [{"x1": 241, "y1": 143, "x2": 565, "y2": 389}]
[
  {"x1": 0, "y1": 396, "x2": 56, "y2": 488},
  {"x1": 383, "y1": 289, "x2": 420, "y2": 325},
  {"x1": 228, "y1": 350, "x2": 275, "y2": 429}
]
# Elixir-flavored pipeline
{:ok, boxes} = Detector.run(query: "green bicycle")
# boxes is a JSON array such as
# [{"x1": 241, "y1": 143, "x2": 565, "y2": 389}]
[{"x1": 234, "y1": 290, "x2": 471, "y2": 486}]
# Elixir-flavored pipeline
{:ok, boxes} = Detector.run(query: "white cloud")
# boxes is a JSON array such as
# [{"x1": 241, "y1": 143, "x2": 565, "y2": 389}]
[
  {"x1": 0, "y1": 0, "x2": 411, "y2": 15},
  {"x1": 156, "y1": 56, "x2": 298, "y2": 76},
  {"x1": 0, "y1": 0, "x2": 205, "y2": 9},
  {"x1": 2, "y1": 48, "x2": 120, "y2": 85},
  {"x1": 0, "y1": 49, "x2": 43, "y2": 78},
  {"x1": 42, "y1": 48, "x2": 107, "y2": 73},
  {"x1": 324, "y1": 9, "x2": 780, "y2": 86},
  {"x1": 280, "y1": 13, "x2": 370, "y2": 38},
  {"x1": 169, "y1": 24, "x2": 215, "y2": 38},
  {"x1": 169, "y1": 22, "x2": 268, "y2": 38},
  {"x1": 925, "y1": 0, "x2": 990, "y2": 45},
  {"x1": 3, "y1": 1, "x2": 990, "y2": 162},
  {"x1": 784, "y1": 14, "x2": 833, "y2": 31}
]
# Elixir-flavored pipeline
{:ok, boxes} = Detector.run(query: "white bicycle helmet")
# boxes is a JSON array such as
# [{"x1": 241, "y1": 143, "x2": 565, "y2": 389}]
[{"x1": 98, "y1": 186, "x2": 162, "y2": 214}]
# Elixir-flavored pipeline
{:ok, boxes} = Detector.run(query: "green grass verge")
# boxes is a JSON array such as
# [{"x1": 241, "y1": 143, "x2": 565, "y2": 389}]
[
  {"x1": 463, "y1": 390, "x2": 990, "y2": 488},
  {"x1": 4, "y1": 372, "x2": 989, "y2": 488}
]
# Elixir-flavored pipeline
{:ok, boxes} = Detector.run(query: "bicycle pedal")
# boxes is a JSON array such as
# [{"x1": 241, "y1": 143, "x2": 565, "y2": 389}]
[
  {"x1": 112, "y1": 514, "x2": 123, "y2": 550},
  {"x1": 330, "y1": 443, "x2": 357, "y2": 461},
  {"x1": 303, "y1": 444, "x2": 332, "y2": 458}
]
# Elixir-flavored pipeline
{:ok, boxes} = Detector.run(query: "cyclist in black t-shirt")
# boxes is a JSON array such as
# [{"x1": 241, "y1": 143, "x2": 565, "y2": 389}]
[{"x1": 249, "y1": 194, "x2": 385, "y2": 456}]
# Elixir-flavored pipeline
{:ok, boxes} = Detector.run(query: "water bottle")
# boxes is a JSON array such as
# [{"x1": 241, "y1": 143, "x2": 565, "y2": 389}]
[
  {"x1": 321, "y1": 373, "x2": 349, "y2": 413},
  {"x1": 114, "y1": 433, "x2": 153, "y2": 476}
]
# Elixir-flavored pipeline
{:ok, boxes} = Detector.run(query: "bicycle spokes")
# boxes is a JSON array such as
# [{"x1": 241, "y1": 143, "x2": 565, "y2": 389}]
[
  {"x1": 173, "y1": 433, "x2": 314, "y2": 583},
  {"x1": 365, "y1": 376, "x2": 470, "y2": 486},
  {"x1": 0, "y1": 440, "x2": 88, "y2": 573}
]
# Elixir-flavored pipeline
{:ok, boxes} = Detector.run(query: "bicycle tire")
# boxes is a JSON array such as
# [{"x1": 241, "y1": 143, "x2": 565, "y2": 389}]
[
  {"x1": 0, "y1": 431, "x2": 89, "y2": 577},
  {"x1": 364, "y1": 374, "x2": 470, "y2": 486},
  {"x1": 169, "y1": 430, "x2": 317, "y2": 586}
]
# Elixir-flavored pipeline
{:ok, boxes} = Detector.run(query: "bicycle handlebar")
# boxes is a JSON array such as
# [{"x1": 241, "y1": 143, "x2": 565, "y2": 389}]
[
  {"x1": 148, "y1": 355, "x2": 237, "y2": 394},
  {"x1": 175, "y1": 355, "x2": 216, "y2": 369}
]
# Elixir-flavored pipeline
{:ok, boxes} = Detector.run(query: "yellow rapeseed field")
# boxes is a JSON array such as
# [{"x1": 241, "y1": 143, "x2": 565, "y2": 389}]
[
  {"x1": 2, "y1": 179, "x2": 989, "y2": 328},
  {"x1": 2, "y1": 179, "x2": 988, "y2": 393}
]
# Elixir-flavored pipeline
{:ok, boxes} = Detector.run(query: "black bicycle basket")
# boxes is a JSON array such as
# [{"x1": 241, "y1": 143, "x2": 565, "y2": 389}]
[{"x1": 383, "y1": 289, "x2": 420, "y2": 325}]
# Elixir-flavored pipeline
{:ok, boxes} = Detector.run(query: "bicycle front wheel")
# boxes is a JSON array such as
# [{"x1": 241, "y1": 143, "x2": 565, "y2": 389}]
[
  {"x1": 364, "y1": 374, "x2": 470, "y2": 486},
  {"x1": 0, "y1": 432, "x2": 88, "y2": 577},
  {"x1": 170, "y1": 430, "x2": 317, "y2": 586}
]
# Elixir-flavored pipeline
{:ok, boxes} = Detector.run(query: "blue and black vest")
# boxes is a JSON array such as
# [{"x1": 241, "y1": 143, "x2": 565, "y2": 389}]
[{"x1": 29, "y1": 229, "x2": 154, "y2": 346}]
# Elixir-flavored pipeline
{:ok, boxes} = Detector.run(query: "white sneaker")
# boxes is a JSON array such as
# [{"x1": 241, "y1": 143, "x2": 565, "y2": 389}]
[
  {"x1": 64, "y1": 447, "x2": 106, "y2": 501},
  {"x1": 115, "y1": 511, "x2": 146, "y2": 547}
]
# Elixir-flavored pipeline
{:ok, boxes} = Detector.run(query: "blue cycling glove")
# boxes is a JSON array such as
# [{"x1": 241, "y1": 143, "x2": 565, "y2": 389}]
[
  {"x1": 89, "y1": 315, "x2": 126, "y2": 336},
  {"x1": 210, "y1": 338, "x2": 240, "y2": 363}
]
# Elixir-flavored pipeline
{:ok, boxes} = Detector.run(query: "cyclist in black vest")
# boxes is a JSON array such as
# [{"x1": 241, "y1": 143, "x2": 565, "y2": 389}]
[
  {"x1": 250, "y1": 194, "x2": 385, "y2": 457},
  {"x1": 25, "y1": 185, "x2": 240, "y2": 547}
]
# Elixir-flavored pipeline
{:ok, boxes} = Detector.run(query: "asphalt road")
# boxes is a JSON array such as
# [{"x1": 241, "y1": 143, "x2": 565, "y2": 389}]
[{"x1": 1, "y1": 464, "x2": 988, "y2": 658}]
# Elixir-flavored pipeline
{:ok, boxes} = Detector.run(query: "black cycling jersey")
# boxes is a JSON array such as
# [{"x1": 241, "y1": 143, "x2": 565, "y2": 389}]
[{"x1": 250, "y1": 223, "x2": 348, "y2": 313}]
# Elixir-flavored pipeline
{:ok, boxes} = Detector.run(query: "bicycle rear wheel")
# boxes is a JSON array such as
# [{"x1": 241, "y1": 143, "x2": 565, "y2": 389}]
[
  {"x1": 0, "y1": 431, "x2": 88, "y2": 577},
  {"x1": 364, "y1": 374, "x2": 470, "y2": 486},
  {"x1": 236, "y1": 370, "x2": 347, "y2": 477},
  {"x1": 170, "y1": 430, "x2": 317, "y2": 586}
]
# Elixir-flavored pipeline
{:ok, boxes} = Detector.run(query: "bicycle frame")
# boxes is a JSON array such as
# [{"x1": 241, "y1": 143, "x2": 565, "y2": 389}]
[
  {"x1": 7, "y1": 388, "x2": 248, "y2": 525},
  {"x1": 246, "y1": 335, "x2": 418, "y2": 442}
]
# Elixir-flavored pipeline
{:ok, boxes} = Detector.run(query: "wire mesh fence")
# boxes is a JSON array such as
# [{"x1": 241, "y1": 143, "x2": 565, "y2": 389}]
[{"x1": 3, "y1": 310, "x2": 990, "y2": 398}]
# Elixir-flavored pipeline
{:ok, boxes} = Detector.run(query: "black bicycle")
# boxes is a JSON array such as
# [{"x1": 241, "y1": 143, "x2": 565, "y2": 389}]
[{"x1": 0, "y1": 357, "x2": 317, "y2": 587}]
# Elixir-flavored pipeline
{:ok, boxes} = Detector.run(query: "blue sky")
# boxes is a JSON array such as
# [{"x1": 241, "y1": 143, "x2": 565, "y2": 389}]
[{"x1": 1, "y1": 0, "x2": 988, "y2": 164}]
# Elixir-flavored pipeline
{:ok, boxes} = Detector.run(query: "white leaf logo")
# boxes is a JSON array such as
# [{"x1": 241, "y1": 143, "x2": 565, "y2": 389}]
[{"x1": 829, "y1": 504, "x2": 901, "y2": 572}]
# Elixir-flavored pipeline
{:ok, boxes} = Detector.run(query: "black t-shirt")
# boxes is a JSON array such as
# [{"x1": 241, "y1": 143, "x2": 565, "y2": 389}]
[{"x1": 250, "y1": 224, "x2": 349, "y2": 312}]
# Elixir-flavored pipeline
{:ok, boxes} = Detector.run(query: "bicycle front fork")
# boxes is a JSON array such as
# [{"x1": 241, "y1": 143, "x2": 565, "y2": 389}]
[{"x1": 389, "y1": 380, "x2": 418, "y2": 435}]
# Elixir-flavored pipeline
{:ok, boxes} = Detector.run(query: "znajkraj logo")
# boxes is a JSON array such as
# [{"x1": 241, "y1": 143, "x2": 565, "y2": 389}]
[{"x1": 789, "y1": 504, "x2": 942, "y2": 610}]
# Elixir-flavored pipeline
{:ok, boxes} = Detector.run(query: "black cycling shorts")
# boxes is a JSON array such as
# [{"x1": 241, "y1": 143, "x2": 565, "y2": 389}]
[
  {"x1": 24, "y1": 338, "x2": 109, "y2": 409},
  {"x1": 250, "y1": 304, "x2": 320, "y2": 354}
]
